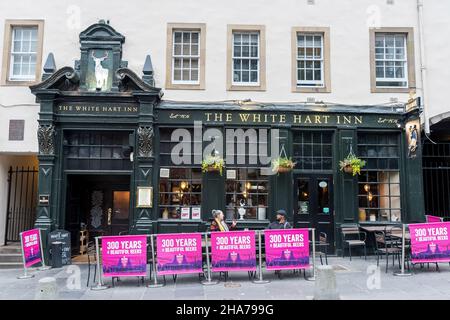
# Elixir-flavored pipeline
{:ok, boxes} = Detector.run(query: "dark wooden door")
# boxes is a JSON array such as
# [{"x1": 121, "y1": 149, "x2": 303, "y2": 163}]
[
  {"x1": 92, "y1": 182, "x2": 130, "y2": 236},
  {"x1": 293, "y1": 174, "x2": 335, "y2": 253}
]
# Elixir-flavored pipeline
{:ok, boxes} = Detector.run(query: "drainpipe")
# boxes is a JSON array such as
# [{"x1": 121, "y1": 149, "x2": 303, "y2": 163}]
[{"x1": 417, "y1": 0, "x2": 430, "y2": 134}]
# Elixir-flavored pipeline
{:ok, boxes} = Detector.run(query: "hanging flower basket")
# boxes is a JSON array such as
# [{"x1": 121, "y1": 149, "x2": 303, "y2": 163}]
[
  {"x1": 339, "y1": 154, "x2": 366, "y2": 176},
  {"x1": 272, "y1": 157, "x2": 296, "y2": 174},
  {"x1": 343, "y1": 164, "x2": 354, "y2": 174},
  {"x1": 202, "y1": 155, "x2": 225, "y2": 176}
]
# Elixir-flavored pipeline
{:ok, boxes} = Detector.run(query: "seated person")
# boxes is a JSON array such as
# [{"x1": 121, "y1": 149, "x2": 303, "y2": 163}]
[
  {"x1": 210, "y1": 209, "x2": 237, "y2": 232},
  {"x1": 267, "y1": 210, "x2": 292, "y2": 229}
]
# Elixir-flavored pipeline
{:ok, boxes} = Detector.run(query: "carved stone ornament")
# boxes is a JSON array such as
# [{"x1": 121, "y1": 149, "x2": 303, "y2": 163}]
[
  {"x1": 37, "y1": 125, "x2": 55, "y2": 155},
  {"x1": 137, "y1": 126, "x2": 154, "y2": 157}
]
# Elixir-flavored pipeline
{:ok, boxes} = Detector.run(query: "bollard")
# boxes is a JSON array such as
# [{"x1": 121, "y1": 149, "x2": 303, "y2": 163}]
[
  {"x1": 313, "y1": 265, "x2": 340, "y2": 300},
  {"x1": 35, "y1": 277, "x2": 58, "y2": 300}
]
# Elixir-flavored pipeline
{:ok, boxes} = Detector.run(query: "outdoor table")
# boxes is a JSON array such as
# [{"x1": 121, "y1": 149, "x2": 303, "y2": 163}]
[
  {"x1": 360, "y1": 225, "x2": 400, "y2": 254},
  {"x1": 390, "y1": 230, "x2": 411, "y2": 240}
]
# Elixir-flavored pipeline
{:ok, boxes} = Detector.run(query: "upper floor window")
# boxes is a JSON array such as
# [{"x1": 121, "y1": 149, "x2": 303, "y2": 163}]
[
  {"x1": 375, "y1": 34, "x2": 408, "y2": 88},
  {"x1": 227, "y1": 25, "x2": 266, "y2": 91},
  {"x1": 10, "y1": 27, "x2": 38, "y2": 81},
  {"x1": 232, "y1": 31, "x2": 259, "y2": 85},
  {"x1": 165, "y1": 23, "x2": 206, "y2": 90},
  {"x1": 1, "y1": 20, "x2": 44, "y2": 85},
  {"x1": 172, "y1": 30, "x2": 200, "y2": 84},
  {"x1": 296, "y1": 33, "x2": 324, "y2": 87},
  {"x1": 370, "y1": 28, "x2": 416, "y2": 93},
  {"x1": 291, "y1": 27, "x2": 331, "y2": 93}
]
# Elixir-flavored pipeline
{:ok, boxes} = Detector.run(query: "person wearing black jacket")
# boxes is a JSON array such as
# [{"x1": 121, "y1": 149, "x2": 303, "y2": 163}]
[{"x1": 267, "y1": 210, "x2": 292, "y2": 229}]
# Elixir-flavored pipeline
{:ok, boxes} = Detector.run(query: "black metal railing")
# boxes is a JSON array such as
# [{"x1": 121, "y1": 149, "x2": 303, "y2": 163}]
[
  {"x1": 423, "y1": 141, "x2": 450, "y2": 218},
  {"x1": 5, "y1": 166, "x2": 38, "y2": 244}
]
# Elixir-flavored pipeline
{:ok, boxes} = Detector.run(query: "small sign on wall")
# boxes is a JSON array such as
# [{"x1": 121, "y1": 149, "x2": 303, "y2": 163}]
[
  {"x1": 226, "y1": 170, "x2": 236, "y2": 180},
  {"x1": 192, "y1": 207, "x2": 201, "y2": 219},
  {"x1": 39, "y1": 195, "x2": 50, "y2": 206},
  {"x1": 136, "y1": 186, "x2": 153, "y2": 208},
  {"x1": 160, "y1": 168, "x2": 170, "y2": 178},
  {"x1": 181, "y1": 207, "x2": 190, "y2": 220}
]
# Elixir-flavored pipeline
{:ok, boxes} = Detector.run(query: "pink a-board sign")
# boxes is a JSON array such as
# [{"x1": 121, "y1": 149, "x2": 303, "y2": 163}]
[
  {"x1": 211, "y1": 231, "x2": 256, "y2": 272},
  {"x1": 264, "y1": 229, "x2": 310, "y2": 270},
  {"x1": 426, "y1": 215, "x2": 443, "y2": 223},
  {"x1": 156, "y1": 233, "x2": 203, "y2": 275},
  {"x1": 21, "y1": 229, "x2": 42, "y2": 268},
  {"x1": 409, "y1": 222, "x2": 450, "y2": 264},
  {"x1": 101, "y1": 235, "x2": 147, "y2": 277}
]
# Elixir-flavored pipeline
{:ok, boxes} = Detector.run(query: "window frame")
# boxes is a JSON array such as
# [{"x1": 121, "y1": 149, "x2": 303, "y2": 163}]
[
  {"x1": 231, "y1": 31, "x2": 260, "y2": 86},
  {"x1": 1, "y1": 20, "x2": 44, "y2": 86},
  {"x1": 291, "y1": 27, "x2": 331, "y2": 93},
  {"x1": 370, "y1": 27, "x2": 416, "y2": 93},
  {"x1": 357, "y1": 131, "x2": 403, "y2": 222},
  {"x1": 374, "y1": 33, "x2": 408, "y2": 88},
  {"x1": 165, "y1": 23, "x2": 206, "y2": 90},
  {"x1": 227, "y1": 25, "x2": 266, "y2": 91}
]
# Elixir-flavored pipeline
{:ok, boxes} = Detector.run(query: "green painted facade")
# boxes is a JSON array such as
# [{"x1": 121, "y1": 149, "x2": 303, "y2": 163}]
[{"x1": 30, "y1": 22, "x2": 425, "y2": 256}]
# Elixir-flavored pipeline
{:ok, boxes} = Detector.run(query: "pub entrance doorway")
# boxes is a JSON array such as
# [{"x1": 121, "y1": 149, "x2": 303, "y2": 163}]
[
  {"x1": 293, "y1": 174, "x2": 335, "y2": 253},
  {"x1": 66, "y1": 174, "x2": 131, "y2": 252}
]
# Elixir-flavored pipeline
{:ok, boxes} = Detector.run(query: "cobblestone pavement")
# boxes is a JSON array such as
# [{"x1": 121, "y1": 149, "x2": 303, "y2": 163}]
[{"x1": 1, "y1": 256, "x2": 450, "y2": 300}]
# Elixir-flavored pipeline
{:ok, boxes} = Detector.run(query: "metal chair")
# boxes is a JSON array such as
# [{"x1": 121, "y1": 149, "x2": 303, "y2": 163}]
[
  {"x1": 341, "y1": 224, "x2": 367, "y2": 261},
  {"x1": 374, "y1": 230, "x2": 401, "y2": 273},
  {"x1": 86, "y1": 241, "x2": 98, "y2": 287}
]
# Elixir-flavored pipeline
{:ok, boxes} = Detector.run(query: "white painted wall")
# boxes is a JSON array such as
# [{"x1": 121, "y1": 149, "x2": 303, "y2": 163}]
[
  {"x1": 421, "y1": 0, "x2": 450, "y2": 124},
  {"x1": 0, "y1": 0, "x2": 425, "y2": 156}
]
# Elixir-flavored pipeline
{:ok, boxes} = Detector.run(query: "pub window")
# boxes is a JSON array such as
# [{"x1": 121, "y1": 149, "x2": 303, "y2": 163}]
[
  {"x1": 159, "y1": 168, "x2": 202, "y2": 220},
  {"x1": 159, "y1": 127, "x2": 202, "y2": 219},
  {"x1": 292, "y1": 131, "x2": 333, "y2": 171},
  {"x1": 159, "y1": 127, "x2": 202, "y2": 166},
  {"x1": 226, "y1": 168, "x2": 269, "y2": 221},
  {"x1": 63, "y1": 131, "x2": 132, "y2": 171},
  {"x1": 357, "y1": 132, "x2": 401, "y2": 222}
]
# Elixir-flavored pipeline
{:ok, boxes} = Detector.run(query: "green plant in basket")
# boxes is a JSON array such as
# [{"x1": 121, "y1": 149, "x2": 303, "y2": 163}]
[
  {"x1": 202, "y1": 155, "x2": 225, "y2": 175},
  {"x1": 272, "y1": 156, "x2": 296, "y2": 173},
  {"x1": 339, "y1": 154, "x2": 366, "y2": 176}
]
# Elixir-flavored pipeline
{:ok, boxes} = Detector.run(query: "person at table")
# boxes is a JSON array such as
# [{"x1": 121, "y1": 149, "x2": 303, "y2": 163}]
[
  {"x1": 267, "y1": 210, "x2": 292, "y2": 229},
  {"x1": 210, "y1": 209, "x2": 237, "y2": 232}
]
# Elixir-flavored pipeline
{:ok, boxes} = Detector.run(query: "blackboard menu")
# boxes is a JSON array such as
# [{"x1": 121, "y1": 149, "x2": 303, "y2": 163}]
[{"x1": 48, "y1": 230, "x2": 71, "y2": 265}]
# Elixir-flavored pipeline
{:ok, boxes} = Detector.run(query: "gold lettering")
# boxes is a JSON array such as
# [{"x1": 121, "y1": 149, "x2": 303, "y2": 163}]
[
  {"x1": 279, "y1": 114, "x2": 286, "y2": 123},
  {"x1": 355, "y1": 116, "x2": 363, "y2": 124},
  {"x1": 253, "y1": 114, "x2": 261, "y2": 123},
  {"x1": 205, "y1": 113, "x2": 212, "y2": 121},
  {"x1": 315, "y1": 115, "x2": 322, "y2": 124},
  {"x1": 323, "y1": 115, "x2": 330, "y2": 124},
  {"x1": 271, "y1": 114, "x2": 277, "y2": 123},
  {"x1": 304, "y1": 116, "x2": 312, "y2": 124},
  {"x1": 344, "y1": 116, "x2": 352, "y2": 124},
  {"x1": 214, "y1": 113, "x2": 222, "y2": 122},
  {"x1": 293, "y1": 115, "x2": 302, "y2": 124},
  {"x1": 239, "y1": 114, "x2": 251, "y2": 122},
  {"x1": 226, "y1": 113, "x2": 232, "y2": 122}
]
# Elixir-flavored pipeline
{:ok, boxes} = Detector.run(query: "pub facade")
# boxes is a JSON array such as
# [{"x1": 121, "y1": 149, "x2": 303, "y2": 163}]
[{"x1": 30, "y1": 22, "x2": 424, "y2": 254}]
